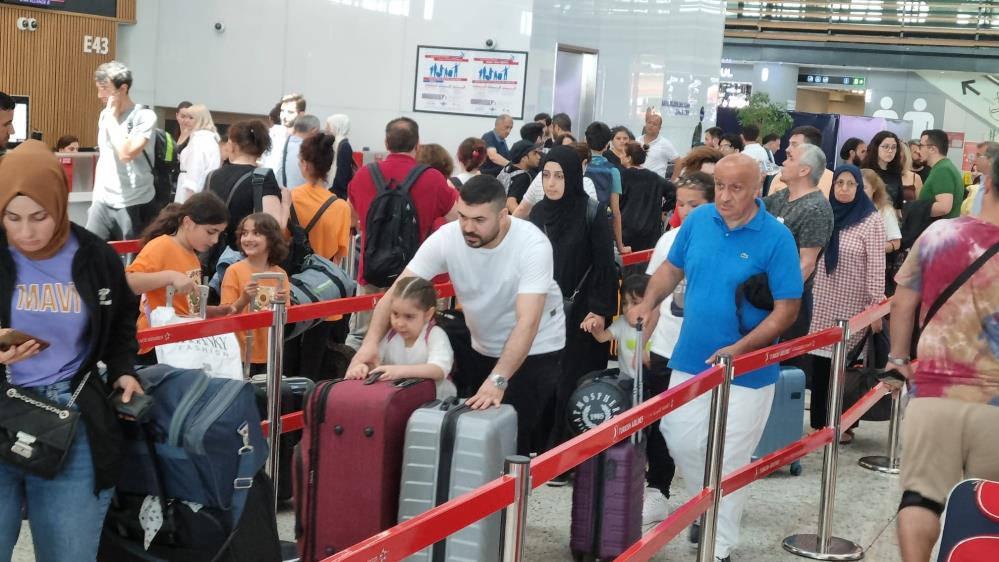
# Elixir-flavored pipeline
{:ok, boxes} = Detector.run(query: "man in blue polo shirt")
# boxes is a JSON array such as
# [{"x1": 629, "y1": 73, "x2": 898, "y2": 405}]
[{"x1": 629, "y1": 154, "x2": 803, "y2": 562}]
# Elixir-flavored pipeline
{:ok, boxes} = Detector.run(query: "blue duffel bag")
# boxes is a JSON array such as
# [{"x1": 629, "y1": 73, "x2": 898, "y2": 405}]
[{"x1": 117, "y1": 365, "x2": 269, "y2": 528}]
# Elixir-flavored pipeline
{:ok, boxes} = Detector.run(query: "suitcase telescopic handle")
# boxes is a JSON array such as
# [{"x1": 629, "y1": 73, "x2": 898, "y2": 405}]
[
  {"x1": 633, "y1": 321, "x2": 644, "y2": 446},
  {"x1": 251, "y1": 272, "x2": 288, "y2": 289},
  {"x1": 164, "y1": 285, "x2": 209, "y2": 318}
]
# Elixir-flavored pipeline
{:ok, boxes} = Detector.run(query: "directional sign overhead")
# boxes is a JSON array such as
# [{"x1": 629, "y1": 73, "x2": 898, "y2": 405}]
[{"x1": 918, "y1": 71, "x2": 999, "y2": 125}]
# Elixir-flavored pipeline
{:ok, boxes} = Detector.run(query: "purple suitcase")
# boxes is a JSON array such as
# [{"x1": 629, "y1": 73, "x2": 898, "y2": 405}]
[
  {"x1": 570, "y1": 442, "x2": 646, "y2": 560},
  {"x1": 569, "y1": 324, "x2": 647, "y2": 561}
]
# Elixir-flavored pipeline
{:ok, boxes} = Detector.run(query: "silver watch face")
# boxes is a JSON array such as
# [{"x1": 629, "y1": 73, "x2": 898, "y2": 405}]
[{"x1": 491, "y1": 375, "x2": 508, "y2": 388}]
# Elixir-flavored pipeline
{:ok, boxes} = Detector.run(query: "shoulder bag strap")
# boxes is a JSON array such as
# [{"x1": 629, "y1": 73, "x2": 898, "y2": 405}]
[
  {"x1": 224, "y1": 171, "x2": 254, "y2": 207},
  {"x1": 304, "y1": 196, "x2": 338, "y2": 236},
  {"x1": 367, "y1": 163, "x2": 389, "y2": 194},
  {"x1": 125, "y1": 104, "x2": 155, "y2": 172},
  {"x1": 923, "y1": 240, "x2": 999, "y2": 329},
  {"x1": 398, "y1": 164, "x2": 430, "y2": 195},
  {"x1": 281, "y1": 136, "x2": 291, "y2": 187},
  {"x1": 251, "y1": 168, "x2": 269, "y2": 213}
]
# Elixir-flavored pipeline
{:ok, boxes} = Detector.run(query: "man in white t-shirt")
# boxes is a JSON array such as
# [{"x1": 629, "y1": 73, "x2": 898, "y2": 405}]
[
  {"x1": 349, "y1": 175, "x2": 566, "y2": 455},
  {"x1": 640, "y1": 112, "x2": 679, "y2": 178},
  {"x1": 740, "y1": 123, "x2": 770, "y2": 166},
  {"x1": 87, "y1": 61, "x2": 159, "y2": 240}
]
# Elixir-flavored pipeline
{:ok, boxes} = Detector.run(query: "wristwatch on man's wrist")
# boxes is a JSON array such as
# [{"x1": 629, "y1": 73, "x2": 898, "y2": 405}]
[
  {"x1": 887, "y1": 355, "x2": 911, "y2": 367},
  {"x1": 489, "y1": 374, "x2": 508, "y2": 390}
]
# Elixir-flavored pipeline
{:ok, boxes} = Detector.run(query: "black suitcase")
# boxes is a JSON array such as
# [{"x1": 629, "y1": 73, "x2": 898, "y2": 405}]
[{"x1": 252, "y1": 375, "x2": 315, "y2": 501}]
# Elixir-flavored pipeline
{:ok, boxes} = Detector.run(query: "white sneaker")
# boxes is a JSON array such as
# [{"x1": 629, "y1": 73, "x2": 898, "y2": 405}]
[{"x1": 642, "y1": 488, "x2": 669, "y2": 527}]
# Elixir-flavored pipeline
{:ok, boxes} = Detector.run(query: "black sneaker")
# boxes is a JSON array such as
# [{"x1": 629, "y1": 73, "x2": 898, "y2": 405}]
[
  {"x1": 546, "y1": 473, "x2": 571, "y2": 487},
  {"x1": 689, "y1": 521, "x2": 700, "y2": 544}
]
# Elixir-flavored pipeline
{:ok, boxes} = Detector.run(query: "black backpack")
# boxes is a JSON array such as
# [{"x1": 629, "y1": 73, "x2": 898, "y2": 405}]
[
  {"x1": 362, "y1": 163, "x2": 429, "y2": 287},
  {"x1": 128, "y1": 105, "x2": 177, "y2": 205}
]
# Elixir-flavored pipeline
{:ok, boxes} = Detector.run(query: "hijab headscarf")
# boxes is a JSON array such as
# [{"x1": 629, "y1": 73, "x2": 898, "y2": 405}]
[
  {"x1": 325, "y1": 114, "x2": 351, "y2": 185},
  {"x1": 531, "y1": 145, "x2": 587, "y2": 238},
  {"x1": 825, "y1": 164, "x2": 876, "y2": 273},
  {"x1": 0, "y1": 140, "x2": 71, "y2": 260}
]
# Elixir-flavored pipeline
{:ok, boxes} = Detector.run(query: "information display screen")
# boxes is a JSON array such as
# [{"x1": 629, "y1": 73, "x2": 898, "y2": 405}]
[
  {"x1": 413, "y1": 45, "x2": 528, "y2": 119},
  {"x1": 1, "y1": 0, "x2": 117, "y2": 18}
]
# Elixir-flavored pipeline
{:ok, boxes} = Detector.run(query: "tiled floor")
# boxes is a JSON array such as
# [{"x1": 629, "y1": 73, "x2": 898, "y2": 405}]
[{"x1": 11, "y1": 419, "x2": 905, "y2": 562}]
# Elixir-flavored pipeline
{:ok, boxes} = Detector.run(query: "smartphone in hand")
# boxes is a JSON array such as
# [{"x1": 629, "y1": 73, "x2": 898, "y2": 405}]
[
  {"x1": 110, "y1": 391, "x2": 154, "y2": 421},
  {"x1": 0, "y1": 330, "x2": 50, "y2": 352}
]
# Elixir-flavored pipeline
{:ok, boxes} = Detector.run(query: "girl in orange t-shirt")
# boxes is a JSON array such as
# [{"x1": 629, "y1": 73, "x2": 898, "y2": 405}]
[
  {"x1": 221, "y1": 213, "x2": 288, "y2": 375},
  {"x1": 126, "y1": 192, "x2": 229, "y2": 357}
]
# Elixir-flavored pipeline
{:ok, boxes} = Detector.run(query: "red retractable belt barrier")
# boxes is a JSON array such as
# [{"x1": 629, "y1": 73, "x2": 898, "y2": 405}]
[
  {"x1": 112, "y1": 236, "x2": 897, "y2": 562},
  {"x1": 325, "y1": 300, "x2": 894, "y2": 562},
  {"x1": 110, "y1": 239, "x2": 144, "y2": 255}
]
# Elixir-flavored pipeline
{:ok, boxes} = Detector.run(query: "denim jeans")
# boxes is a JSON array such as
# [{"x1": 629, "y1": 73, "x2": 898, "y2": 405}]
[{"x1": 0, "y1": 380, "x2": 113, "y2": 562}]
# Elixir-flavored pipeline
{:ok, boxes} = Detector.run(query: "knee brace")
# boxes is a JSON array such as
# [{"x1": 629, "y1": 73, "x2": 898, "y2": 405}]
[{"x1": 899, "y1": 490, "x2": 944, "y2": 516}]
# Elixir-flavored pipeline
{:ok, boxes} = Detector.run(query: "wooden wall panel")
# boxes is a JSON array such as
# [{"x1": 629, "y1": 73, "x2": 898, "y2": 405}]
[
  {"x1": 117, "y1": 0, "x2": 136, "y2": 24},
  {"x1": 1, "y1": 5, "x2": 120, "y2": 148}
]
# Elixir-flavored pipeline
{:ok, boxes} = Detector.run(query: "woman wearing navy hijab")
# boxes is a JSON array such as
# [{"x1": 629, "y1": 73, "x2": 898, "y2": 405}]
[{"x1": 804, "y1": 164, "x2": 887, "y2": 440}]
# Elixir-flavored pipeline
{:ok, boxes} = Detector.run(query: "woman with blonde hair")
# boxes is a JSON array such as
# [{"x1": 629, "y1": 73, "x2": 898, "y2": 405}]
[
  {"x1": 175, "y1": 104, "x2": 221, "y2": 203},
  {"x1": 324, "y1": 114, "x2": 355, "y2": 199},
  {"x1": 898, "y1": 141, "x2": 924, "y2": 203},
  {"x1": 862, "y1": 167, "x2": 903, "y2": 294}
]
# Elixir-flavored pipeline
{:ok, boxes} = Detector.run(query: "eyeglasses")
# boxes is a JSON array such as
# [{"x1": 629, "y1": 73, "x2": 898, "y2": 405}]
[{"x1": 880, "y1": 145, "x2": 898, "y2": 152}]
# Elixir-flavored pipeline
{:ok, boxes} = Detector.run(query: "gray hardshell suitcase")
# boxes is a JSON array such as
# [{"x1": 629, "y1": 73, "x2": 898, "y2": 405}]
[{"x1": 398, "y1": 397, "x2": 518, "y2": 562}]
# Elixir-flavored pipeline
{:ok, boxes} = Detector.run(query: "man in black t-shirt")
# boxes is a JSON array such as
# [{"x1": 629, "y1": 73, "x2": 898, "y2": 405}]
[{"x1": 502, "y1": 140, "x2": 542, "y2": 212}]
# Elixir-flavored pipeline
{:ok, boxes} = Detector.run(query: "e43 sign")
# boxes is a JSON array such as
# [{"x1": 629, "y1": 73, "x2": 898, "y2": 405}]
[{"x1": 83, "y1": 35, "x2": 109, "y2": 55}]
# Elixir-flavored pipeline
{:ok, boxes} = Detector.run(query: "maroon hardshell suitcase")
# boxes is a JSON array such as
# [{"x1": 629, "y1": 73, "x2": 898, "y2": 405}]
[
  {"x1": 569, "y1": 324, "x2": 646, "y2": 561},
  {"x1": 294, "y1": 376, "x2": 436, "y2": 561}
]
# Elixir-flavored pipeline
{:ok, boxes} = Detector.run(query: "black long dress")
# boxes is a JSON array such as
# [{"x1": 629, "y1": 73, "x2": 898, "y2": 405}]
[{"x1": 530, "y1": 146, "x2": 619, "y2": 451}]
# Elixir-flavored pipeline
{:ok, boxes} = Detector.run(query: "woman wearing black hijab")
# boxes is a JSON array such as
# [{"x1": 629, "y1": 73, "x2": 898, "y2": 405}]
[{"x1": 530, "y1": 145, "x2": 618, "y2": 460}]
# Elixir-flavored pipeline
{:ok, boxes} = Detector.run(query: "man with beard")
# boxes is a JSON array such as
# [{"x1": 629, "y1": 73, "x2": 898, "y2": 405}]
[
  {"x1": 908, "y1": 139, "x2": 931, "y2": 183},
  {"x1": 348, "y1": 175, "x2": 566, "y2": 455},
  {"x1": 0, "y1": 91, "x2": 15, "y2": 161}
]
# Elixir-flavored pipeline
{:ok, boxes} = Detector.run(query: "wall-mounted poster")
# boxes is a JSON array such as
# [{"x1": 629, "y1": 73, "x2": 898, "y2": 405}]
[
  {"x1": 1, "y1": 0, "x2": 117, "y2": 18},
  {"x1": 413, "y1": 45, "x2": 528, "y2": 119}
]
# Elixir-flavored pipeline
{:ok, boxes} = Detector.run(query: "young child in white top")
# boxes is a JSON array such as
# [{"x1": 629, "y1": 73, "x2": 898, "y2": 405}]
[
  {"x1": 582, "y1": 274, "x2": 651, "y2": 377},
  {"x1": 345, "y1": 277, "x2": 456, "y2": 399}
]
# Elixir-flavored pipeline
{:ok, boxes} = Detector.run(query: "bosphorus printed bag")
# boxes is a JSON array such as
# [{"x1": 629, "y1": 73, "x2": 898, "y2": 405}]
[{"x1": 0, "y1": 371, "x2": 90, "y2": 479}]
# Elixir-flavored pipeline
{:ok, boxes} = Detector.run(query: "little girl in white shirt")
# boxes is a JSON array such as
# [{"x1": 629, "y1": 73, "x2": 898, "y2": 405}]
[{"x1": 346, "y1": 277, "x2": 456, "y2": 398}]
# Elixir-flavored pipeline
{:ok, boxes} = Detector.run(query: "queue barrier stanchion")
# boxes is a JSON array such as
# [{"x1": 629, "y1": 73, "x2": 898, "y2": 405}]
[
  {"x1": 858, "y1": 388, "x2": 902, "y2": 475},
  {"x1": 500, "y1": 455, "x2": 532, "y2": 562},
  {"x1": 253, "y1": 272, "x2": 288, "y2": 516},
  {"x1": 697, "y1": 354, "x2": 734, "y2": 562},
  {"x1": 783, "y1": 320, "x2": 864, "y2": 561}
]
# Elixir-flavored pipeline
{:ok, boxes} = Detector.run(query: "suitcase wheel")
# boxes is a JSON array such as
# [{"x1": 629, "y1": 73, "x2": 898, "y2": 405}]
[{"x1": 790, "y1": 461, "x2": 803, "y2": 476}]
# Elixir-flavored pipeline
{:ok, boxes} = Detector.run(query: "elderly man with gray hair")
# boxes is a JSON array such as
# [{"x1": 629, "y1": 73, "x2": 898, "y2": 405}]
[
  {"x1": 279, "y1": 114, "x2": 321, "y2": 188},
  {"x1": 481, "y1": 113, "x2": 514, "y2": 177},
  {"x1": 764, "y1": 142, "x2": 834, "y2": 341}
]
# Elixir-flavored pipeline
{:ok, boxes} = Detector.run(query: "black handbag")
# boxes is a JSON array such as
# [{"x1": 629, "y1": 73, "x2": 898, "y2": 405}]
[
  {"x1": 0, "y1": 372, "x2": 89, "y2": 479},
  {"x1": 842, "y1": 330, "x2": 893, "y2": 422}
]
